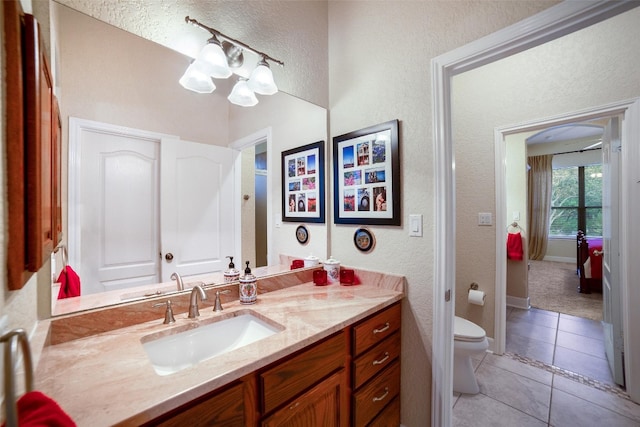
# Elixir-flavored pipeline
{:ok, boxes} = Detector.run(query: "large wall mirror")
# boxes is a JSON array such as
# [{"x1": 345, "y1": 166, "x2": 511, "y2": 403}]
[{"x1": 51, "y1": 2, "x2": 328, "y2": 315}]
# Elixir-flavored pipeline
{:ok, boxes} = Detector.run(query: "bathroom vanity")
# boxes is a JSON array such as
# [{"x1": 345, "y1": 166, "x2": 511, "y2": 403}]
[{"x1": 31, "y1": 267, "x2": 404, "y2": 426}]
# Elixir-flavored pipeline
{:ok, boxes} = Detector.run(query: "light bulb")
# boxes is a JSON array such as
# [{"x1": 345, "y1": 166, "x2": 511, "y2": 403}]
[
  {"x1": 248, "y1": 59, "x2": 277, "y2": 95},
  {"x1": 179, "y1": 62, "x2": 216, "y2": 93},
  {"x1": 228, "y1": 79, "x2": 258, "y2": 107},
  {"x1": 196, "y1": 39, "x2": 232, "y2": 79}
]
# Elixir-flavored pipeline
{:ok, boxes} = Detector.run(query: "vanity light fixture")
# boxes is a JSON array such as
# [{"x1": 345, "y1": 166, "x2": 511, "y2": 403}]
[{"x1": 181, "y1": 16, "x2": 284, "y2": 106}]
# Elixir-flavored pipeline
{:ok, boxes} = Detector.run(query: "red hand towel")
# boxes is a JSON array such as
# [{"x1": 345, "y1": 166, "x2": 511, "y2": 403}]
[
  {"x1": 2, "y1": 391, "x2": 76, "y2": 427},
  {"x1": 507, "y1": 232, "x2": 524, "y2": 261},
  {"x1": 56, "y1": 266, "x2": 81, "y2": 299}
]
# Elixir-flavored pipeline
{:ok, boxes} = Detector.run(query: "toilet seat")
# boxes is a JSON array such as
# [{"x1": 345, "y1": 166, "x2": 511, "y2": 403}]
[{"x1": 454, "y1": 316, "x2": 486, "y2": 342}]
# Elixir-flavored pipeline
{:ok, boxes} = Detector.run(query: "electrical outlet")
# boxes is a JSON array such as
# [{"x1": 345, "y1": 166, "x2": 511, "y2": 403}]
[{"x1": 478, "y1": 212, "x2": 492, "y2": 226}]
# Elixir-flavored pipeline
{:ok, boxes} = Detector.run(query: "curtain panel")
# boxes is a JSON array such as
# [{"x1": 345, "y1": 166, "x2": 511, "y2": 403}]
[{"x1": 527, "y1": 154, "x2": 553, "y2": 260}]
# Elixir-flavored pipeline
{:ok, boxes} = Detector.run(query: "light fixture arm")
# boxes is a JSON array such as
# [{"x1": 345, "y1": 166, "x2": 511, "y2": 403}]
[{"x1": 185, "y1": 16, "x2": 284, "y2": 67}]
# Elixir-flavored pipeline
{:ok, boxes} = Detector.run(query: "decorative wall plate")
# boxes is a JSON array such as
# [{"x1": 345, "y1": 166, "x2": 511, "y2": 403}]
[
  {"x1": 353, "y1": 228, "x2": 374, "y2": 252},
  {"x1": 296, "y1": 225, "x2": 309, "y2": 244}
]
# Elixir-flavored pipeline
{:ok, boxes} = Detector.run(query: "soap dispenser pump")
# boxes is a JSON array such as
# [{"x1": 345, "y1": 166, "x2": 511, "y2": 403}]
[
  {"x1": 239, "y1": 261, "x2": 257, "y2": 304},
  {"x1": 224, "y1": 256, "x2": 240, "y2": 283}
]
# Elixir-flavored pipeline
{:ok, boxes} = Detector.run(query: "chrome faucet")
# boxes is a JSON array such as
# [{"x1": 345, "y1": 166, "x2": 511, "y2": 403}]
[
  {"x1": 188, "y1": 285, "x2": 208, "y2": 318},
  {"x1": 171, "y1": 272, "x2": 184, "y2": 291}
]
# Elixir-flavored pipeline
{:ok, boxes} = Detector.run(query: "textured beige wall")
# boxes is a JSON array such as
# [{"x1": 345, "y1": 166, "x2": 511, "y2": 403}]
[
  {"x1": 453, "y1": 7, "x2": 640, "y2": 341},
  {"x1": 328, "y1": 1, "x2": 558, "y2": 425}
]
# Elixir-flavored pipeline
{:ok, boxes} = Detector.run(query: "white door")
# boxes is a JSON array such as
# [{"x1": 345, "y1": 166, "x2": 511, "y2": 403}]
[
  {"x1": 76, "y1": 123, "x2": 161, "y2": 294},
  {"x1": 602, "y1": 116, "x2": 625, "y2": 386},
  {"x1": 160, "y1": 138, "x2": 235, "y2": 281}
]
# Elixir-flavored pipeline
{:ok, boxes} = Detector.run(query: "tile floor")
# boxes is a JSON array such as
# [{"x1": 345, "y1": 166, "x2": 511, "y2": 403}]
[{"x1": 452, "y1": 307, "x2": 640, "y2": 426}]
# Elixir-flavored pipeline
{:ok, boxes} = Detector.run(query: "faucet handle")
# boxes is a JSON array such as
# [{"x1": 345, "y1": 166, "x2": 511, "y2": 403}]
[
  {"x1": 153, "y1": 300, "x2": 176, "y2": 324},
  {"x1": 213, "y1": 289, "x2": 232, "y2": 312}
]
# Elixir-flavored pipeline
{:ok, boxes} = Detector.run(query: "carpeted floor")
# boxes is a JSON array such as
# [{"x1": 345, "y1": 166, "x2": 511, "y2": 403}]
[{"x1": 528, "y1": 260, "x2": 602, "y2": 321}]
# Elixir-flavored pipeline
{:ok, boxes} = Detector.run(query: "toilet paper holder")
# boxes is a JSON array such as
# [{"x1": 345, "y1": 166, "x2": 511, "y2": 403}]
[{"x1": 469, "y1": 282, "x2": 479, "y2": 292}]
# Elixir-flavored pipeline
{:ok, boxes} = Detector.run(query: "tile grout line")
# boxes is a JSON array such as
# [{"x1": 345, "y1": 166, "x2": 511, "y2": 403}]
[{"x1": 504, "y1": 351, "x2": 631, "y2": 401}]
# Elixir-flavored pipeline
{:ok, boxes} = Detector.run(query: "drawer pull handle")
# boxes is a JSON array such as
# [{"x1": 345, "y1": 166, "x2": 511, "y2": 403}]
[
  {"x1": 289, "y1": 402, "x2": 300, "y2": 410},
  {"x1": 372, "y1": 387, "x2": 389, "y2": 402},
  {"x1": 373, "y1": 352, "x2": 390, "y2": 366},
  {"x1": 373, "y1": 322, "x2": 390, "y2": 334}
]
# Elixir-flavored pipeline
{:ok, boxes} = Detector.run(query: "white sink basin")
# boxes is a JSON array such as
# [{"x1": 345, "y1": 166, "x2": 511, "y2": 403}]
[{"x1": 141, "y1": 310, "x2": 284, "y2": 376}]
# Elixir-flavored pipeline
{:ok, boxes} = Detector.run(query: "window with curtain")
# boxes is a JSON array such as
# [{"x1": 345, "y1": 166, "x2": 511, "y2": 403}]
[{"x1": 549, "y1": 164, "x2": 602, "y2": 237}]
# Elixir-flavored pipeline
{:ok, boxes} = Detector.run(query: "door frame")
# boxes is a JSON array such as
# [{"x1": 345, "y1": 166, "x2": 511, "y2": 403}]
[
  {"x1": 230, "y1": 127, "x2": 274, "y2": 266},
  {"x1": 494, "y1": 100, "x2": 639, "y2": 380},
  {"x1": 431, "y1": 2, "x2": 640, "y2": 425}
]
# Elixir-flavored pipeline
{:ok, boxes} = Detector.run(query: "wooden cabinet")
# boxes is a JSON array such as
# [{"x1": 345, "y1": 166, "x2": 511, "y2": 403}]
[
  {"x1": 351, "y1": 302, "x2": 402, "y2": 426},
  {"x1": 144, "y1": 304, "x2": 401, "y2": 427},
  {"x1": 260, "y1": 331, "x2": 348, "y2": 426},
  {"x1": 3, "y1": 6, "x2": 61, "y2": 288},
  {"x1": 142, "y1": 376, "x2": 257, "y2": 427}
]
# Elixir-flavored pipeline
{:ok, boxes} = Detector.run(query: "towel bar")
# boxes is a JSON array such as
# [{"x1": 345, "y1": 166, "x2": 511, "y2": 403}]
[
  {"x1": 54, "y1": 243, "x2": 68, "y2": 269},
  {"x1": 1, "y1": 328, "x2": 34, "y2": 427}
]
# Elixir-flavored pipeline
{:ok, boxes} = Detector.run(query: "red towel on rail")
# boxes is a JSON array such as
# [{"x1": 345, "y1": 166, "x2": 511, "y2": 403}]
[
  {"x1": 56, "y1": 266, "x2": 81, "y2": 299},
  {"x1": 507, "y1": 232, "x2": 524, "y2": 260},
  {"x1": 1, "y1": 391, "x2": 76, "y2": 427}
]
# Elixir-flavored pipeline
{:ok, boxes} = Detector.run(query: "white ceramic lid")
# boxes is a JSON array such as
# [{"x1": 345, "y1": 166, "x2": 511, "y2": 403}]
[
  {"x1": 305, "y1": 254, "x2": 319, "y2": 261},
  {"x1": 324, "y1": 256, "x2": 340, "y2": 265},
  {"x1": 454, "y1": 316, "x2": 486, "y2": 341}
]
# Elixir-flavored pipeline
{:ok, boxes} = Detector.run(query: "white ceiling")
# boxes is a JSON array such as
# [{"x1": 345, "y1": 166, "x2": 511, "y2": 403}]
[{"x1": 526, "y1": 123, "x2": 603, "y2": 146}]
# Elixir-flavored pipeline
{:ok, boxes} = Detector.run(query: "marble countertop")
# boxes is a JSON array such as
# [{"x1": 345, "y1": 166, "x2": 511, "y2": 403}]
[{"x1": 33, "y1": 271, "x2": 404, "y2": 426}]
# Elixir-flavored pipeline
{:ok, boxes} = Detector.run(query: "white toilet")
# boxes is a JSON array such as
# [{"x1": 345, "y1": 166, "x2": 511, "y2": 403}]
[{"x1": 453, "y1": 316, "x2": 488, "y2": 394}]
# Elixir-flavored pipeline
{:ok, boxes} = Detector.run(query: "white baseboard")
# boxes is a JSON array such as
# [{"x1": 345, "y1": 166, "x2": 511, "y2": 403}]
[
  {"x1": 542, "y1": 256, "x2": 575, "y2": 263},
  {"x1": 506, "y1": 295, "x2": 530, "y2": 310}
]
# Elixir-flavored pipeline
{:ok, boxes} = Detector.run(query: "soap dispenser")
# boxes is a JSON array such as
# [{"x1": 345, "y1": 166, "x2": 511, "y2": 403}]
[
  {"x1": 224, "y1": 256, "x2": 240, "y2": 283},
  {"x1": 239, "y1": 261, "x2": 257, "y2": 304}
]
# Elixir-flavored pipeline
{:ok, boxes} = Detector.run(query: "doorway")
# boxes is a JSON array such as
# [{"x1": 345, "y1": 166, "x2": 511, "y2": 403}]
[
  {"x1": 506, "y1": 123, "x2": 606, "y2": 384},
  {"x1": 432, "y1": 3, "x2": 640, "y2": 424},
  {"x1": 498, "y1": 108, "x2": 626, "y2": 390},
  {"x1": 232, "y1": 127, "x2": 273, "y2": 269}
]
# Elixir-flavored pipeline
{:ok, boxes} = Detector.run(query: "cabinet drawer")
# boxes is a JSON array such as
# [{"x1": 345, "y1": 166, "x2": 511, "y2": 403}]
[
  {"x1": 261, "y1": 331, "x2": 346, "y2": 414},
  {"x1": 368, "y1": 396, "x2": 400, "y2": 427},
  {"x1": 353, "y1": 303, "x2": 401, "y2": 356},
  {"x1": 353, "y1": 361, "x2": 400, "y2": 427},
  {"x1": 353, "y1": 331, "x2": 400, "y2": 389}
]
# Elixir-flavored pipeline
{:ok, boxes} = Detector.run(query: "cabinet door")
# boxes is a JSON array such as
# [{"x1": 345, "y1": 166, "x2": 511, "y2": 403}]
[
  {"x1": 262, "y1": 369, "x2": 347, "y2": 427},
  {"x1": 23, "y1": 13, "x2": 54, "y2": 272},
  {"x1": 4, "y1": 0, "x2": 29, "y2": 289}
]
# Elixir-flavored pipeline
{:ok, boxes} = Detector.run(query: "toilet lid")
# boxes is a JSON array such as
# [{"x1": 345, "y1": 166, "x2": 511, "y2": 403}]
[{"x1": 454, "y1": 316, "x2": 486, "y2": 341}]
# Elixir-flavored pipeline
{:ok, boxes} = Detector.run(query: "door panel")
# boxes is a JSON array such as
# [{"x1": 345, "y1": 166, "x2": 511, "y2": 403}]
[
  {"x1": 602, "y1": 116, "x2": 624, "y2": 386},
  {"x1": 80, "y1": 129, "x2": 160, "y2": 294},
  {"x1": 161, "y1": 138, "x2": 235, "y2": 280}
]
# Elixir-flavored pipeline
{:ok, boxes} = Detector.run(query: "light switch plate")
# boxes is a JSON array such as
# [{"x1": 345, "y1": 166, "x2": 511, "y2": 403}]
[
  {"x1": 478, "y1": 212, "x2": 492, "y2": 226},
  {"x1": 409, "y1": 214, "x2": 423, "y2": 237}
]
